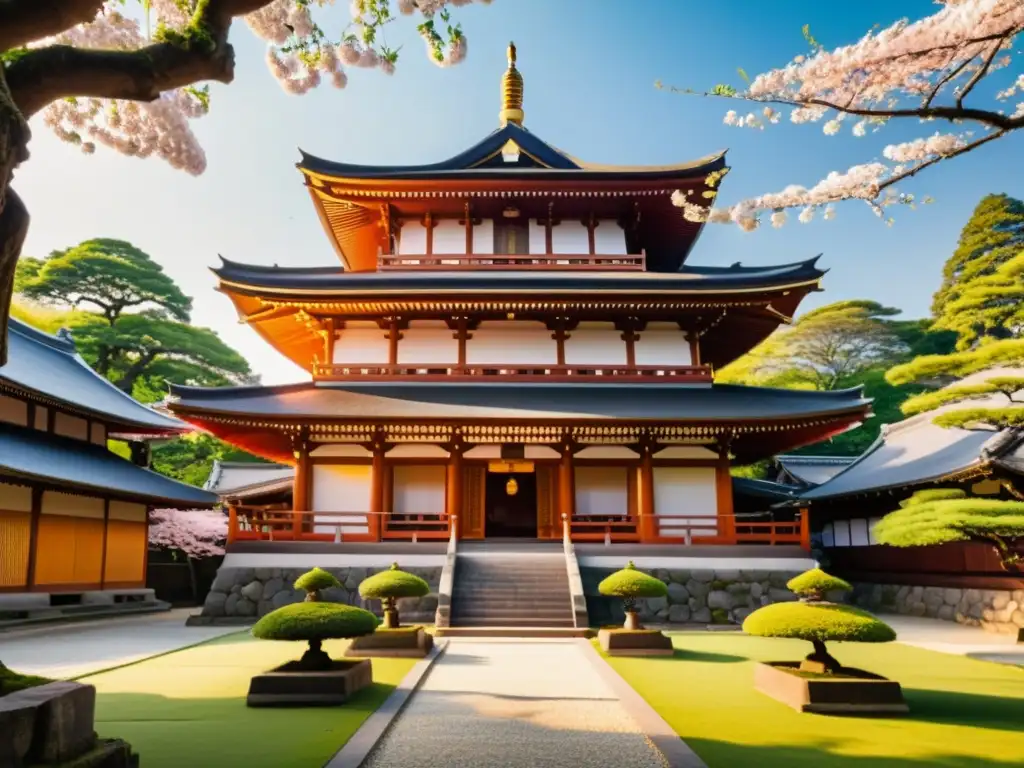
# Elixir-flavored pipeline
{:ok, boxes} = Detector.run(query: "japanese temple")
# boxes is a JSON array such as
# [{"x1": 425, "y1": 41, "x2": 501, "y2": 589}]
[
  {"x1": 0, "y1": 318, "x2": 216, "y2": 615},
  {"x1": 169, "y1": 44, "x2": 871, "y2": 555}
]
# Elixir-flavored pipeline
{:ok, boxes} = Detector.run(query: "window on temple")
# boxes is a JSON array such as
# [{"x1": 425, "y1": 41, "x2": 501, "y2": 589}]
[{"x1": 494, "y1": 221, "x2": 529, "y2": 254}]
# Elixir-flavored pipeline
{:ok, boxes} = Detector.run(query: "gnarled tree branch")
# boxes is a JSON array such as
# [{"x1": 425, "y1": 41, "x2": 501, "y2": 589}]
[{"x1": 0, "y1": 0, "x2": 103, "y2": 52}]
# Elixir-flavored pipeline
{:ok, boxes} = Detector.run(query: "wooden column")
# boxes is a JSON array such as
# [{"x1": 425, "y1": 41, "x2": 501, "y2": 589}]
[
  {"x1": 463, "y1": 202, "x2": 474, "y2": 254},
  {"x1": 621, "y1": 329, "x2": 638, "y2": 367},
  {"x1": 585, "y1": 214, "x2": 597, "y2": 255},
  {"x1": 292, "y1": 432, "x2": 310, "y2": 537},
  {"x1": 99, "y1": 498, "x2": 110, "y2": 588},
  {"x1": 386, "y1": 318, "x2": 402, "y2": 366},
  {"x1": 453, "y1": 317, "x2": 470, "y2": 369},
  {"x1": 227, "y1": 504, "x2": 238, "y2": 545},
  {"x1": 370, "y1": 441, "x2": 387, "y2": 542},
  {"x1": 424, "y1": 212, "x2": 436, "y2": 255},
  {"x1": 558, "y1": 442, "x2": 576, "y2": 520},
  {"x1": 716, "y1": 450, "x2": 736, "y2": 543},
  {"x1": 446, "y1": 444, "x2": 463, "y2": 538},
  {"x1": 638, "y1": 445, "x2": 656, "y2": 542},
  {"x1": 551, "y1": 324, "x2": 570, "y2": 366},
  {"x1": 544, "y1": 201, "x2": 554, "y2": 254},
  {"x1": 799, "y1": 507, "x2": 811, "y2": 551},
  {"x1": 26, "y1": 487, "x2": 42, "y2": 588}
]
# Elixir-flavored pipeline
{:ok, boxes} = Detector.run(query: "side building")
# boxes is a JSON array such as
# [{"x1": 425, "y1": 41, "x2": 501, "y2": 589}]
[{"x1": 0, "y1": 319, "x2": 217, "y2": 615}]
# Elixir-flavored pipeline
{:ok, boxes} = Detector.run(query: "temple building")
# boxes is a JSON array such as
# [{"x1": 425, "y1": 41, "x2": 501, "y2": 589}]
[
  {"x1": 0, "y1": 318, "x2": 216, "y2": 616},
  {"x1": 169, "y1": 45, "x2": 870, "y2": 559}
]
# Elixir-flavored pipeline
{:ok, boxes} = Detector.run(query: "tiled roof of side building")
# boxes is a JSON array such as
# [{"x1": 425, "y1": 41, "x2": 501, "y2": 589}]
[
  {"x1": 774, "y1": 454, "x2": 859, "y2": 486},
  {"x1": 204, "y1": 460, "x2": 294, "y2": 494},
  {"x1": 0, "y1": 424, "x2": 217, "y2": 506},
  {"x1": 168, "y1": 380, "x2": 869, "y2": 423},
  {"x1": 213, "y1": 256, "x2": 826, "y2": 294},
  {"x1": 3, "y1": 319, "x2": 188, "y2": 434},
  {"x1": 298, "y1": 122, "x2": 727, "y2": 180}
]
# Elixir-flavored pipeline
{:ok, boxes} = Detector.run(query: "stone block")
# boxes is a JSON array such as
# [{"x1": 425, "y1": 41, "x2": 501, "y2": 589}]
[
  {"x1": 691, "y1": 570, "x2": 716, "y2": 582},
  {"x1": 750, "y1": 583, "x2": 764, "y2": 599},
  {"x1": 910, "y1": 601, "x2": 930, "y2": 617},
  {"x1": 236, "y1": 598, "x2": 257, "y2": 617},
  {"x1": 203, "y1": 592, "x2": 227, "y2": 617},
  {"x1": 225, "y1": 593, "x2": 240, "y2": 615},
  {"x1": 240, "y1": 580, "x2": 264, "y2": 602},
  {"x1": 668, "y1": 604, "x2": 691, "y2": 623},
  {"x1": 321, "y1": 586, "x2": 349, "y2": 604},
  {"x1": 922, "y1": 587, "x2": 944, "y2": 607},
  {"x1": 261, "y1": 578, "x2": 284, "y2": 601},
  {"x1": 727, "y1": 583, "x2": 751, "y2": 596},
  {"x1": 0, "y1": 682, "x2": 97, "y2": 764},
  {"x1": 943, "y1": 588, "x2": 962, "y2": 606},
  {"x1": 667, "y1": 583, "x2": 690, "y2": 604},
  {"x1": 707, "y1": 590, "x2": 734, "y2": 611},
  {"x1": 991, "y1": 592, "x2": 1011, "y2": 611},
  {"x1": 271, "y1": 589, "x2": 302, "y2": 609},
  {"x1": 1012, "y1": 610, "x2": 1024, "y2": 628},
  {"x1": 253, "y1": 568, "x2": 273, "y2": 581},
  {"x1": 691, "y1": 607, "x2": 711, "y2": 623},
  {"x1": 767, "y1": 587, "x2": 798, "y2": 603},
  {"x1": 937, "y1": 605, "x2": 956, "y2": 621},
  {"x1": 645, "y1": 596, "x2": 668, "y2": 612},
  {"x1": 732, "y1": 607, "x2": 754, "y2": 623},
  {"x1": 668, "y1": 570, "x2": 691, "y2": 584},
  {"x1": 686, "y1": 579, "x2": 710, "y2": 598},
  {"x1": 768, "y1": 572, "x2": 794, "y2": 588},
  {"x1": 740, "y1": 570, "x2": 770, "y2": 582}
]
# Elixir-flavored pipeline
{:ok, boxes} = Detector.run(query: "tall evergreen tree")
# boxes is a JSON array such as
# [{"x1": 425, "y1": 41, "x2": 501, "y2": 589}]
[{"x1": 931, "y1": 193, "x2": 1024, "y2": 342}]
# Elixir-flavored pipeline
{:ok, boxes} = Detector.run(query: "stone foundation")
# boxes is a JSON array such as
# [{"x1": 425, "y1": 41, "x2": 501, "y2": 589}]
[
  {"x1": 581, "y1": 567, "x2": 802, "y2": 626},
  {"x1": 850, "y1": 582, "x2": 1024, "y2": 635},
  {"x1": 199, "y1": 566, "x2": 442, "y2": 622}
]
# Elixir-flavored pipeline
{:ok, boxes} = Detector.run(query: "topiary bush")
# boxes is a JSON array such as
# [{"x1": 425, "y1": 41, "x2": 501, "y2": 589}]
[
  {"x1": 598, "y1": 561, "x2": 668, "y2": 630},
  {"x1": 252, "y1": 601, "x2": 379, "y2": 670},
  {"x1": 293, "y1": 567, "x2": 341, "y2": 602},
  {"x1": 358, "y1": 562, "x2": 430, "y2": 629},
  {"x1": 742, "y1": 566, "x2": 895, "y2": 673}
]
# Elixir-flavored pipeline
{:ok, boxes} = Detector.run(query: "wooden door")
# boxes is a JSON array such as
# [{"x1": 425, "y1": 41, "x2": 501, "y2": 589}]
[
  {"x1": 493, "y1": 222, "x2": 530, "y2": 255},
  {"x1": 536, "y1": 465, "x2": 557, "y2": 539},
  {"x1": 461, "y1": 464, "x2": 486, "y2": 538}
]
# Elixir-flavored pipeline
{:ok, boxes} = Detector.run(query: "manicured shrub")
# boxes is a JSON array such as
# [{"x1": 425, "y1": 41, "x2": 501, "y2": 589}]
[
  {"x1": 742, "y1": 567, "x2": 895, "y2": 673},
  {"x1": 0, "y1": 663, "x2": 52, "y2": 697},
  {"x1": 598, "y1": 561, "x2": 668, "y2": 630},
  {"x1": 252, "y1": 601, "x2": 379, "y2": 670},
  {"x1": 358, "y1": 563, "x2": 430, "y2": 629},
  {"x1": 293, "y1": 567, "x2": 341, "y2": 602}
]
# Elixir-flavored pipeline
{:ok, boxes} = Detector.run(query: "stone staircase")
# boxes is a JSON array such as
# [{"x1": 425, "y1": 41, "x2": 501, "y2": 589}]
[{"x1": 448, "y1": 542, "x2": 578, "y2": 632}]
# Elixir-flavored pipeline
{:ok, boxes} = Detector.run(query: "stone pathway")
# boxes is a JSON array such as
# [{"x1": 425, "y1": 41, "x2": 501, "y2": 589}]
[
  {"x1": 885, "y1": 613, "x2": 1024, "y2": 666},
  {"x1": 360, "y1": 638, "x2": 669, "y2": 768},
  {"x1": 0, "y1": 609, "x2": 241, "y2": 679}
]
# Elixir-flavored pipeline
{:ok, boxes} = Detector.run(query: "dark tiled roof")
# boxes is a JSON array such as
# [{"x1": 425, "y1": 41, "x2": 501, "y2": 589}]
[
  {"x1": 298, "y1": 122, "x2": 726, "y2": 180},
  {"x1": 169, "y1": 380, "x2": 868, "y2": 423},
  {"x1": 732, "y1": 477, "x2": 798, "y2": 501},
  {"x1": 213, "y1": 256, "x2": 825, "y2": 295},
  {"x1": 0, "y1": 424, "x2": 217, "y2": 506},
  {"x1": 775, "y1": 454, "x2": 858, "y2": 486},
  {"x1": 3, "y1": 319, "x2": 186, "y2": 433},
  {"x1": 204, "y1": 460, "x2": 293, "y2": 494}
]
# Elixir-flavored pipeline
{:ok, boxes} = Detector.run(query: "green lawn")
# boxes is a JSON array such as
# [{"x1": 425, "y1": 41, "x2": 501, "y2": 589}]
[
  {"x1": 81, "y1": 633, "x2": 417, "y2": 768},
  {"x1": 600, "y1": 632, "x2": 1024, "y2": 768}
]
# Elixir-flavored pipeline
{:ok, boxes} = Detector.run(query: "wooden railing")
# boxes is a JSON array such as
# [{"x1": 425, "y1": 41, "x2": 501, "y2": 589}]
[
  {"x1": 561, "y1": 513, "x2": 809, "y2": 548},
  {"x1": 566, "y1": 515, "x2": 641, "y2": 543},
  {"x1": 312, "y1": 362, "x2": 712, "y2": 383},
  {"x1": 227, "y1": 507, "x2": 452, "y2": 544},
  {"x1": 378, "y1": 251, "x2": 646, "y2": 271}
]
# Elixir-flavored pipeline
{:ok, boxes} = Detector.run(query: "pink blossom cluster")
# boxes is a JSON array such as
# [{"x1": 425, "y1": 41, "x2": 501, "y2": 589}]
[
  {"x1": 36, "y1": 7, "x2": 207, "y2": 174},
  {"x1": 883, "y1": 132, "x2": 967, "y2": 162},
  {"x1": 149, "y1": 508, "x2": 227, "y2": 558}
]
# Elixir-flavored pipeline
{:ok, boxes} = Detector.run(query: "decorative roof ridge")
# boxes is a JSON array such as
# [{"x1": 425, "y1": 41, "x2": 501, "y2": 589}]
[
  {"x1": 9, "y1": 317, "x2": 77, "y2": 354},
  {"x1": 168, "y1": 380, "x2": 314, "y2": 399},
  {"x1": 775, "y1": 454, "x2": 859, "y2": 465},
  {"x1": 203, "y1": 458, "x2": 224, "y2": 491}
]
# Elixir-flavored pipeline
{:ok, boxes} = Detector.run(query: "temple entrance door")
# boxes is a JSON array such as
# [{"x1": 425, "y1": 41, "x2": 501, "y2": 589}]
[{"x1": 484, "y1": 471, "x2": 537, "y2": 538}]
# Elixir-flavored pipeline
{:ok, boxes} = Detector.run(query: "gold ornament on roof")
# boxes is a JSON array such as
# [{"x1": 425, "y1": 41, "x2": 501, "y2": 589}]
[{"x1": 499, "y1": 41, "x2": 524, "y2": 127}]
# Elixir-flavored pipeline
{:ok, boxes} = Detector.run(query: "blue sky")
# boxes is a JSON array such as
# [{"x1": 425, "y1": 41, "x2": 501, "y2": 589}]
[{"x1": 16, "y1": 0, "x2": 1024, "y2": 383}]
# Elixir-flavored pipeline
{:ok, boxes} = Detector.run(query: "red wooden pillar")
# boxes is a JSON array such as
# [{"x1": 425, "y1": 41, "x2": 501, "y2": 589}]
[
  {"x1": 370, "y1": 444, "x2": 386, "y2": 541},
  {"x1": 227, "y1": 505, "x2": 238, "y2": 545},
  {"x1": 446, "y1": 446, "x2": 463, "y2": 538},
  {"x1": 799, "y1": 507, "x2": 811, "y2": 551},
  {"x1": 558, "y1": 443, "x2": 576, "y2": 521},
  {"x1": 638, "y1": 447, "x2": 656, "y2": 542},
  {"x1": 716, "y1": 452, "x2": 736, "y2": 543},
  {"x1": 292, "y1": 435, "x2": 310, "y2": 538}
]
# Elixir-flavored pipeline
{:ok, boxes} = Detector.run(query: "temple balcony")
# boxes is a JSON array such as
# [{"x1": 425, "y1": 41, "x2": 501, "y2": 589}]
[
  {"x1": 378, "y1": 250, "x2": 646, "y2": 271},
  {"x1": 311, "y1": 362, "x2": 713, "y2": 383}
]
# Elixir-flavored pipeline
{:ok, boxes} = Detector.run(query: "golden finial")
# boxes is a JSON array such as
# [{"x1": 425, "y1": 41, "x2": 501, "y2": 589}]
[{"x1": 499, "y1": 40, "x2": 524, "y2": 127}]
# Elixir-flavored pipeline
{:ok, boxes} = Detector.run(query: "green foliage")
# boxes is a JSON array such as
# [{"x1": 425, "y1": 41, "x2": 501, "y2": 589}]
[
  {"x1": 742, "y1": 602, "x2": 896, "y2": 643},
  {"x1": 901, "y1": 377, "x2": 1024, "y2": 417},
  {"x1": 888, "y1": 339, "x2": 1024, "y2": 386},
  {"x1": 251, "y1": 602, "x2": 379, "y2": 642},
  {"x1": 875, "y1": 492, "x2": 1024, "y2": 569},
  {"x1": 933, "y1": 406, "x2": 1024, "y2": 429},
  {"x1": 0, "y1": 663, "x2": 52, "y2": 697},
  {"x1": 148, "y1": 432, "x2": 268, "y2": 488},
  {"x1": 598, "y1": 561, "x2": 668, "y2": 600},
  {"x1": 932, "y1": 193, "x2": 1024, "y2": 342},
  {"x1": 730, "y1": 461, "x2": 770, "y2": 480},
  {"x1": 358, "y1": 563, "x2": 429, "y2": 600},
  {"x1": 294, "y1": 567, "x2": 341, "y2": 595},
  {"x1": 786, "y1": 568, "x2": 852, "y2": 598},
  {"x1": 901, "y1": 488, "x2": 967, "y2": 506}
]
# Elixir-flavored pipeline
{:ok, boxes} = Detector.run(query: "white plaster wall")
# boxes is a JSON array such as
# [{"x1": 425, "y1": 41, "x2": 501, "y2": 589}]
[
  {"x1": 397, "y1": 221, "x2": 427, "y2": 255},
  {"x1": 564, "y1": 323, "x2": 627, "y2": 366},
  {"x1": 333, "y1": 322, "x2": 389, "y2": 365},
  {"x1": 311, "y1": 464, "x2": 371, "y2": 535},
  {"x1": 833, "y1": 520, "x2": 851, "y2": 547},
  {"x1": 310, "y1": 445, "x2": 371, "y2": 458},
  {"x1": 635, "y1": 324, "x2": 692, "y2": 366},
  {"x1": 593, "y1": 221, "x2": 627, "y2": 255},
  {"x1": 41, "y1": 492, "x2": 104, "y2": 519},
  {"x1": 654, "y1": 446, "x2": 718, "y2": 459},
  {"x1": 652, "y1": 467, "x2": 718, "y2": 537},
  {"x1": 387, "y1": 445, "x2": 450, "y2": 458},
  {"x1": 397, "y1": 322, "x2": 458, "y2": 365},
  {"x1": 392, "y1": 465, "x2": 446, "y2": 515},
  {"x1": 528, "y1": 220, "x2": 547, "y2": 254},
  {"x1": 473, "y1": 220, "x2": 495, "y2": 255},
  {"x1": 575, "y1": 466, "x2": 628, "y2": 516},
  {"x1": 574, "y1": 447, "x2": 639, "y2": 460},
  {"x1": 466, "y1": 321, "x2": 557, "y2": 365},
  {"x1": 551, "y1": 221, "x2": 589, "y2": 254},
  {"x1": 433, "y1": 220, "x2": 463, "y2": 255},
  {"x1": 109, "y1": 501, "x2": 147, "y2": 522},
  {"x1": 822, "y1": 519, "x2": 878, "y2": 548},
  {"x1": 0, "y1": 483, "x2": 32, "y2": 512}
]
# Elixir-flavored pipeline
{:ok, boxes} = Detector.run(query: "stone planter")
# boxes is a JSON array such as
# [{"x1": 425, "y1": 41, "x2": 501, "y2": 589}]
[
  {"x1": 753, "y1": 661, "x2": 908, "y2": 715},
  {"x1": 598, "y1": 628, "x2": 674, "y2": 656},
  {"x1": 246, "y1": 658, "x2": 373, "y2": 707},
  {"x1": 345, "y1": 626, "x2": 434, "y2": 658}
]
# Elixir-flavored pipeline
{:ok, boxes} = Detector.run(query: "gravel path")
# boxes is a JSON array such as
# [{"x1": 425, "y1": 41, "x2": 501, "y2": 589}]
[{"x1": 361, "y1": 638, "x2": 668, "y2": 768}]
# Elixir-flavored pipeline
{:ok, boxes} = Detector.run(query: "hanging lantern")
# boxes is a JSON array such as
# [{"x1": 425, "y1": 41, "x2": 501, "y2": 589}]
[{"x1": 506, "y1": 477, "x2": 519, "y2": 496}]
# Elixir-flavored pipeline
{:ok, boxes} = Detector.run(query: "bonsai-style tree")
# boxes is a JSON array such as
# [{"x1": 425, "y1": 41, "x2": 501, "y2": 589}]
[
  {"x1": 598, "y1": 561, "x2": 668, "y2": 630},
  {"x1": 742, "y1": 568, "x2": 896, "y2": 673},
  {"x1": 875, "y1": 489, "x2": 1024, "y2": 572},
  {"x1": 294, "y1": 566, "x2": 340, "y2": 602},
  {"x1": 251, "y1": 567, "x2": 377, "y2": 669},
  {"x1": 358, "y1": 562, "x2": 430, "y2": 629}
]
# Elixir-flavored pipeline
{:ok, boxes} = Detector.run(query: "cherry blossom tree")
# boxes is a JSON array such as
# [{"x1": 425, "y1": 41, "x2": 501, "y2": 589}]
[
  {"x1": 149, "y1": 507, "x2": 227, "y2": 600},
  {"x1": 0, "y1": 0, "x2": 488, "y2": 365},
  {"x1": 665, "y1": 0, "x2": 1024, "y2": 232}
]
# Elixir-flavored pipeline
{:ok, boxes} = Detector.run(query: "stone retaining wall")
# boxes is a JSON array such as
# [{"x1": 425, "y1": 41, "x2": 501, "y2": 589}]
[
  {"x1": 581, "y1": 567, "x2": 803, "y2": 626},
  {"x1": 200, "y1": 566, "x2": 442, "y2": 622},
  {"x1": 850, "y1": 582, "x2": 1024, "y2": 635}
]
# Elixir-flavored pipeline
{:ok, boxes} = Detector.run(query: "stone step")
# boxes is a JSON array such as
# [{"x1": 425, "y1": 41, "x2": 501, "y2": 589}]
[
  {"x1": 435, "y1": 626, "x2": 593, "y2": 638},
  {"x1": 451, "y1": 594, "x2": 571, "y2": 605},
  {"x1": 450, "y1": 617, "x2": 577, "y2": 628},
  {"x1": 452, "y1": 611, "x2": 575, "y2": 622}
]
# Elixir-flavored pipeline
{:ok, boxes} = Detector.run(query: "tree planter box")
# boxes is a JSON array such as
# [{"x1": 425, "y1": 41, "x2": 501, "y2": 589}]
[
  {"x1": 754, "y1": 661, "x2": 908, "y2": 715},
  {"x1": 246, "y1": 659, "x2": 372, "y2": 707},
  {"x1": 598, "y1": 628, "x2": 674, "y2": 656},
  {"x1": 344, "y1": 626, "x2": 434, "y2": 658}
]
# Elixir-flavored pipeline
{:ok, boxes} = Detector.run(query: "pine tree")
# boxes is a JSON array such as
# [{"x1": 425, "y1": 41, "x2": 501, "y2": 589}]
[{"x1": 931, "y1": 193, "x2": 1024, "y2": 340}]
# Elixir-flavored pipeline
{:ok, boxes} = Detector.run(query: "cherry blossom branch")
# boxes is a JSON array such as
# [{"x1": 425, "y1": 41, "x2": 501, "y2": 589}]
[
  {"x1": 956, "y1": 34, "x2": 1009, "y2": 107},
  {"x1": 874, "y1": 128, "x2": 1007, "y2": 192},
  {"x1": 923, "y1": 56, "x2": 973, "y2": 108},
  {"x1": 0, "y1": 0, "x2": 104, "y2": 52}
]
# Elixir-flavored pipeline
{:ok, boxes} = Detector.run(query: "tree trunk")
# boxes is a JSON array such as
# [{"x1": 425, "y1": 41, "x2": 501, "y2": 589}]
[
  {"x1": 382, "y1": 598, "x2": 399, "y2": 629},
  {"x1": 300, "y1": 638, "x2": 331, "y2": 670},
  {"x1": 116, "y1": 350, "x2": 158, "y2": 393},
  {"x1": 623, "y1": 610, "x2": 642, "y2": 631},
  {"x1": 186, "y1": 556, "x2": 199, "y2": 606},
  {"x1": 801, "y1": 639, "x2": 841, "y2": 674},
  {"x1": 0, "y1": 64, "x2": 31, "y2": 368}
]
